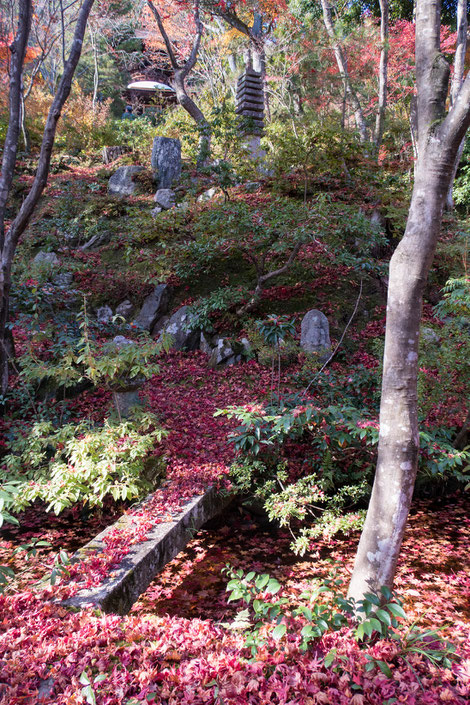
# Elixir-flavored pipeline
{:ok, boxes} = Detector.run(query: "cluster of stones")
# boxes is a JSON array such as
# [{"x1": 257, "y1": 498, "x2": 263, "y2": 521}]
[{"x1": 236, "y1": 68, "x2": 264, "y2": 134}]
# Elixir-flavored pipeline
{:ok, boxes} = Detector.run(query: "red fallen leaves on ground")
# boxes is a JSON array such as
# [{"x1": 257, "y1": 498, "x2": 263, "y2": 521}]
[
  {"x1": 0, "y1": 497, "x2": 469, "y2": 704},
  {"x1": 0, "y1": 352, "x2": 469, "y2": 703}
]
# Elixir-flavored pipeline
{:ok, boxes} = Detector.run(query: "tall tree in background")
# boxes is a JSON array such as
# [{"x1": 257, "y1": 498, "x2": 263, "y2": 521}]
[
  {"x1": 202, "y1": 0, "x2": 286, "y2": 97},
  {"x1": 348, "y1": 0, "x2": 470, "y2": 601},
  {"x1": 146, "y1": 0, "x2": 210, "y2": 162},
  {"x1": 319, "y1": 0, "x2": 389, "y2": 148},
  {"x1": 0, "y1": 0, "x2": 95, "y2": 398}
]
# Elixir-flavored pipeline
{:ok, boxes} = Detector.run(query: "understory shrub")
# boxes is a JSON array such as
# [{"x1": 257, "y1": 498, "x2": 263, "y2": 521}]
[
  {"x1": 2, "y1": 410, "x2": 167, "y2": 515},
  {"x1": 223, "y1": 566, "x2": 457, "y2": 676},
  {"x1": 218, "y1": 396, "x2": 470, "y2": 553}
]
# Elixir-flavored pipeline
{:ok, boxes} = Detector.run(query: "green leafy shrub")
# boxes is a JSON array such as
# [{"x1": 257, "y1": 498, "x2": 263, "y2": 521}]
[
  {"x1": 186, "y1": 286, "x2": 250, "y2": 332},
  {"x1": 218, "y1": 394, "x2": 469, "y2": 550},
  {"x1": 109, "y1": 116, "x2": 156, "y2": 159},
  {"x1": 223, "y1": 567, "x2": 457, "y2": 673},
  {"x1": 264, "y1": 114, "x2": 375, "y2": 198},
  {"x1": 2, "y1": 411, "x2": 167, "y2": 515},
  {"x1": 19, "y1": 300, "x2": 166, "y2": 395},
  {"x1": 170, "y1": 197, "x2": 319, "y2": 289}
]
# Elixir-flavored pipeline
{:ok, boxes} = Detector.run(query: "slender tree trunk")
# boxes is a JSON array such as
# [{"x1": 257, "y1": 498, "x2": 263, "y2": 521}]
[
  {"x1": 90, "y1": 25, "x2": 100, "y2": 111},
  {"x1": 320, "y1": 0, "x2": 368, "y2": 142},
  {"x1": 445, "y1": 0, "x2": 467, "y2": 209},
  {"x1": 348, "y1": 144, "x2": 453, "y2": 599},
  {"x1": 373, "y1": 0, "x2": 389, "y2": 150},
  {"x1": 147, "y1": 0, "x2": 210, "y2": 165},
  {"x1": 348, "y1": 0, "x2": 470, "y2": 601},
  {"x1": 19, "y1": 90, "x2": 30, "y2": 153},
  {"x1": 0, "y1": 0, "x2": 33, "y2": 394},
  {"x1": 0, "y1": 0, "x2": 95, "y2": 397}
]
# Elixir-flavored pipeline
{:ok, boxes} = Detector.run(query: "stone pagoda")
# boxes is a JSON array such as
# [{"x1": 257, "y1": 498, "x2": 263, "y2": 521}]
[{"x1": 236, "y1": 67, "x2": 265, "y2": 135}]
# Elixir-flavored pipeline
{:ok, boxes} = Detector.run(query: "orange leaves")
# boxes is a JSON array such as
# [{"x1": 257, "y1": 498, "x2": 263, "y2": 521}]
[{"x1": 141, "y1": 0, "x2": 196, "y2": 63}]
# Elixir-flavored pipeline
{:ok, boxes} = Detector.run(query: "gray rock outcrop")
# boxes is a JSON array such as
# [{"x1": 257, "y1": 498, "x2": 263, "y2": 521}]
[
  {"x1": 108, "y1": 165, "x2": 144, "y2": 197},
  {"x1": 421, "y1": 327, "x2": 440, "y2": 344},
  {"x1": 52, "y1": 272, "x2": 74, "y2": 287},
  {"x1": 197, "y1": 187, "x2": 221, "y2": 203},
  {"x1": 33, "y1": 251, "x2": 59, "y2": 267},
  {"x1": 96, "y1": 305, "x2": 113, "y2": 324},
  {"x1": 151, "y1": 137, "x2": 181, "y2": 189},
  {"x1": 209, "y1": 338, "x2": 241, "y2": 368},
  {"x1": 300, "y1": 309, "x2": 331, "y2": 358}
]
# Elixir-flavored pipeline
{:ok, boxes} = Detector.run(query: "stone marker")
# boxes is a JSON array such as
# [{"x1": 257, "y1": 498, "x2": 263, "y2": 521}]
[
  {"x1": 110, "y1": 336, "x2": 144, "y2": 418},
  {"x1": 300, "y1": 309, "x2": 331, "y2": 358},
  {"x1": 133, "y1": 284, "x2": 170, "y2": 333},
  {"x1": 115, "y1": 300, "x2": 134, "y2": 321},
  {"x1": 161, "y1": 305, "x2": 200, "y2": 350},
  {"x1": 108, "y1": 165, "x2": 144, "y2": 197},
  {"x1": 64, "y1": 486, "x2": 232, "y2": 614},
  {"x1": 154, "y1": 188, "x2": 176, "y2": 210},
  {"x1": 151, "y1": 137, "x2": 181, "y2": 189}
]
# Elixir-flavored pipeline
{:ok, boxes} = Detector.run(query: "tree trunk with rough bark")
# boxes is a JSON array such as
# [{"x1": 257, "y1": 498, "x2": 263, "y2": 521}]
[
  {"x1": 348, "y1": 0, "x2": 470, "y2": 601},
  {"x1": 373, "y1": 0, "x2": 389, "y2": 149}
]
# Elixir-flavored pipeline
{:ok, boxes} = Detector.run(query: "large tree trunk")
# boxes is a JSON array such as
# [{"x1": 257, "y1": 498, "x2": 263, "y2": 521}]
[
  {"x1": 348, "y1": 144, "x2": 453, "y2": 599},
  {"x1": 348, "y1": 0, "x2": 470, "y2": 601}
]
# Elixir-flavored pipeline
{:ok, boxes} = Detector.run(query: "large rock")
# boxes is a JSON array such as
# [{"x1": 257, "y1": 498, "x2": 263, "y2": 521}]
[
  {"x1": 108, "y1": 165, "x2": 144, "y2": 197},
  {"x1": 134, "y1": 284, "x2": 170, "y2": 333},
  {"x1": 151, "y1": 137, "x2": 181, "y2": 189},
  {"x1": 161, "y1": 305, "x2": 200, "y2": 351},
  {"x1": 33, "y1": 251, "x2": 59, "y2": 267},
  {"x1": 154, "y1": 188, "x2": 176, "y2": 210},
  {"x1": 96, "y1": 305, "x2": 113, "y2": 324},
  {"x1": 208, "y1": 337, "x2": 241, "y2": 368},
  {"x1": 115, "y1": 300, "x2": 134, "y2": 321},
  {"x1": 300, "y1": 309, "x2": 331, "y2": 358}
]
